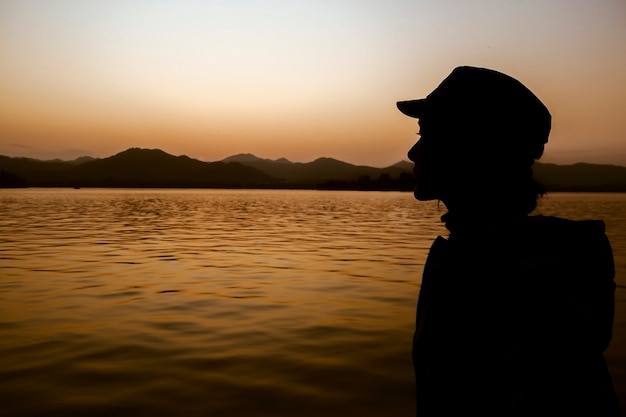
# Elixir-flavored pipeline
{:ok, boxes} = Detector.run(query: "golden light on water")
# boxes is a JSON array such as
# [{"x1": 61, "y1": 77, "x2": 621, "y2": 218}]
[
  {"x1": 1, "y1": 189, "x2": 444, "y2": 415},
  {"x1": 1, "y1": 189, "x2": 626, "y2": 415}
]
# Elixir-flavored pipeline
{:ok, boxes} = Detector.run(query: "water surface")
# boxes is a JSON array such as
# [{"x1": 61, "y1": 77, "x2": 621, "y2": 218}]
[{"x1": 0, "y1": 189, "x2": 624, "y2": 416}]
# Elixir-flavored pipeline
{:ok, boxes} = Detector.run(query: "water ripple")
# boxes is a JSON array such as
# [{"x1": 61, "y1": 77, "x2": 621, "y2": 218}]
[{"x1": 1, "y1": 189, "x2": 624, "y2": 416}]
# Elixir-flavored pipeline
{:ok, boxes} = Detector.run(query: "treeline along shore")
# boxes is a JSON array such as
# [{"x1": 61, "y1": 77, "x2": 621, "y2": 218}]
[{"x1": 2, "y1": 147, "x2": 626, "y2": 192}]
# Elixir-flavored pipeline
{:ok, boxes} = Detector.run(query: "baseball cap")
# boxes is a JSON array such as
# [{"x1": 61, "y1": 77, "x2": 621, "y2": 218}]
[{"x1": 397, "y1": 66, "x2": 551, "y2": 158}]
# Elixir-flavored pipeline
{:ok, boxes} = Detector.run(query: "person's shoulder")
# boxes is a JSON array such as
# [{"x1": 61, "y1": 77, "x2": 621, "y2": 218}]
[
  {"x1": 525, "y1": 215, "x2": 606, "y2": 234},
  {"x1": 502, "y1": 215, "x2": 606, "y2": 247},
  {"x1": 518, "y1": 215, "x2": 610, "y2": 253}
]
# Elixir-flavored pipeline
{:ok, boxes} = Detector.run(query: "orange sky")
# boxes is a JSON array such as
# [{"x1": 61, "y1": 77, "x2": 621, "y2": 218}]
[{"x1": 1, "y1": 1, "x2": 625, "y2": 167}]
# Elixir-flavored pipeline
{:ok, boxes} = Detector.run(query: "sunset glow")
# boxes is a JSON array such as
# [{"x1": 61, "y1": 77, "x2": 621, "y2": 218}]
[{"x1": 1, "y1": 0, "x2": 625, "y2": 166}]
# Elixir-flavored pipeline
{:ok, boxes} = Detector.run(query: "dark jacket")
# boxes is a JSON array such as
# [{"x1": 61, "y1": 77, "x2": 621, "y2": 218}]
[{"x1": 413, "y1": 215, "x2": 619, "y2": 416}]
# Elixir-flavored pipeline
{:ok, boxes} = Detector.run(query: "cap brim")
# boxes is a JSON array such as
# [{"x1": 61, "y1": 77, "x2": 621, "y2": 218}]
[{"x1": 396, "y1": 99, "x2": 427, "y2": 118}]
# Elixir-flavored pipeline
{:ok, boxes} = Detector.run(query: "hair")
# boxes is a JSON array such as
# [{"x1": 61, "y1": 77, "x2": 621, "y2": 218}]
[
  {"x1": 512, "y1": 170, "x2": 546, "y2": 214},
  {"x1": 486, "y1": 152, "x2": 546, "y2": 215}
]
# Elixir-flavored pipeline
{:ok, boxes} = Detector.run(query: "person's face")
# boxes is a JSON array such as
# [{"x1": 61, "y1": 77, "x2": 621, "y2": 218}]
[{"x1": 407, "y1": 119, "x2": 450, "y2": 201}]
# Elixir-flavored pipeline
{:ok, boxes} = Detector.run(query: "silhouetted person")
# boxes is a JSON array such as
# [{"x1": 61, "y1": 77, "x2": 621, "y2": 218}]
[{"x1": 397, "y1": 66, "x2": 619, "y2": 416}]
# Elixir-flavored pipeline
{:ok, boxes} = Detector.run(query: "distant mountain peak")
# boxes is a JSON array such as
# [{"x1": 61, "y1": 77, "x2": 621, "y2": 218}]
[
  {"x1": 222, "y1": 153, "x2": 263, "y2": 163},
  {"x1": 392, "y1": 161, "x2": 413, "y2": 170},
  {"x1": 221, "y1": 154, "x2": 293, "y2": 164},
  {"x1": 72, "y1": 156, "x2": 97, "y2": 164},
  {"x1": 310, "y1": 157, "x2": 352, "y2": 167},
  {"x1": 45, "y1": 156, "x2": 96, "y2": 165},
  {"x1": 116, "y1": 147, "x2": 168, "y2": 156},
  {"x1": 313, "y1": 157, "x2": 339, "y2": 162}
]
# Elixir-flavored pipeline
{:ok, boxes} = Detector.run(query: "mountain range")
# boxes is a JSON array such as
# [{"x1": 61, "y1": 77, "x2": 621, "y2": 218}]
[{"x1": 1, "y1": 147, "x2": 626, "y2": 191}]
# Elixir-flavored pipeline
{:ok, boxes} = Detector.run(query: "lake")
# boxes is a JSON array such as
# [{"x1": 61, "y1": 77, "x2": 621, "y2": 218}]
[{"x1": 1, "y1": 189, "x2": 624, "y2": 416}]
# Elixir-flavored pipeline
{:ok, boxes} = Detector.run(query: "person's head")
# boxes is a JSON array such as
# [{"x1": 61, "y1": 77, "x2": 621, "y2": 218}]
[{"x1": 397, "y1": 66, "x2": 551, "y2": 215}]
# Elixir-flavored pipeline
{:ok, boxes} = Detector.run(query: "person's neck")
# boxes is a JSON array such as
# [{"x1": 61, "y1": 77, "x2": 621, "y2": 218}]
[{"x1": 441, "y1": 206, "x2": 528, "y2": 236}]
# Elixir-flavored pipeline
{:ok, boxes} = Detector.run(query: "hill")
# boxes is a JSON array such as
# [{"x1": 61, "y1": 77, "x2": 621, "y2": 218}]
[
  {"x1": 533, "y1": 162, "x2": 626, "y2": 191},
  {"x1": 0, "y1": 149, "x2": 414, "y2": 190},
  {"x1": 1, "y1": 148, "x2": 626, "y2": 191},
  {"x1": 0, "y1": 148, "x2": 276, "y2": 188},
  {"x1": 220, "y1": 154, "x2": 410, "y2": 185},
  {"x1": 218, "y1": 153, "x2": 626, "y2": 191}
]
